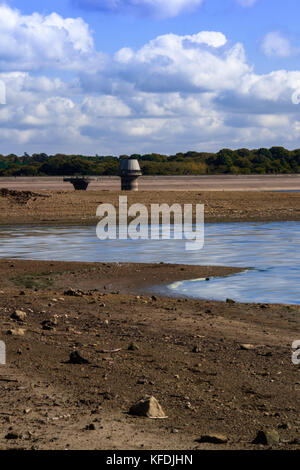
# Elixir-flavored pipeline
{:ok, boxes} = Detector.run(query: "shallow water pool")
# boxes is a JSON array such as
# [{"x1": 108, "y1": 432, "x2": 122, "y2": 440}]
[{"x1": 0, "y1": 222, "x2": 299, "y2": 304}]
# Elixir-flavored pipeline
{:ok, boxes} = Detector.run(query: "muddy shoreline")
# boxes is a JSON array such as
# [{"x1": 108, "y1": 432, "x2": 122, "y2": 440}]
[
  {"x1": 0, "y1": 189, "x2": 300, "y2": 224},
  {"x1": 0, "y1": 260, "x2": 299, "y2": 450}
]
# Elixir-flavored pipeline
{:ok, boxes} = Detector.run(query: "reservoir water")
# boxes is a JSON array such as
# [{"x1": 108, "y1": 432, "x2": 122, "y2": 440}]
[{"x1": 0, "y1": 221, "x2": 299, "y2": 305}]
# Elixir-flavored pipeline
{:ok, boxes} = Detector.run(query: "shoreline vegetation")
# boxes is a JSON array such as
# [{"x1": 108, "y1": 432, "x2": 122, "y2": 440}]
[
  {"x1": 0, "y1": 259, "x2": 299, "y2": 450},
  {"x1": 1, "y1": 147, "x2": 300, "y2": 176}
]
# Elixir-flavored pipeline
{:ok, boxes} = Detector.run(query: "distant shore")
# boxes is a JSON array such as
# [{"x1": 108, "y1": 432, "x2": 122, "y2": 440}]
[{"x1": 0, "y1": 174, "x2": 300, "y2": 192}]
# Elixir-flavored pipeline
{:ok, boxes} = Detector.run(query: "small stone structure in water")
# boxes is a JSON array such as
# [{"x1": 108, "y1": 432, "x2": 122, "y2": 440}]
[
  {"x1": 63, "y1": 177, "x2": 92, "y2": 190},
  {"x1": 119, "y1": 158, "x2": 142, "y2": 191}
]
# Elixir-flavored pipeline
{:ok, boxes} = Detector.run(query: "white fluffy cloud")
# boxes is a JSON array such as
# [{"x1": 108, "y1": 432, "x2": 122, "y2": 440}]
[
  {"x1": 0, "y1": 4, "x2": 100, "y2": 71},
  {"x1": 110, "y1": 32, "x2": 248, "y2": 93},
  {"x1": 1, "y1": 5, "x2": 300, "y2": 155}
]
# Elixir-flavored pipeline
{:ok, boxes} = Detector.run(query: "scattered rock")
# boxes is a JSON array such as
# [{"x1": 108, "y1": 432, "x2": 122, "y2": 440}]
[
  {"x1": 0, "y1": 188, "x2": 49, "y2": 205},
  {"x1": 240, "y1": 344, "x2": 257, "y2": 351},
  {"x1": 7, "y1": 328, "x2": 25, "y2": 336},
  {"x1": 5, "y1": 432, "x2": 21, "y2": 440},
  {"x1": 68, "y1": 351, "x2": 90, "y2": 365},
  {"x1": 196, "y1": 433, "x2": 228, "y2": 444},
  {"x1": 129, "y1": 396, "x2": 167, "y2": 419},
  {"x1": 252, "y1": 429, "x2": 280, "y2": 446},
  {"x1": 259, "y1": 351, "x2": 273, "y2": 357},
  {"x1": 278, "y1": 423, "x2": 291, "y2": 430},
  {"x1": 41, "y1": 319, "x2": 57, "y2": 331},
  {"x1": 151, "y1": 296, "x2": 158, "y2": 301},
  {"x1": 85, "y1": 423, "x2": 96, "y2": 431},
  {"x1": 64, "y1": 288, "x2": 83, "y2": 297},
  {"x1": 128, "y1": 342, "x2": 139, "y2": 351},
  {"x1": 11, "y1": 310, "x2": 27, "y2": 322},
  {"x1": 99, "y1": 391, "x2": 115, "y2": 401},
  {"x1": 226, "y1": 298, "x2": 236, "y2": 304}
]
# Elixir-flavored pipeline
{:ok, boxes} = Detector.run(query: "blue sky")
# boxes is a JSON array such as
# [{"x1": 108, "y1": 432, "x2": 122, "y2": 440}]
[{"x1": 1, "y1": 0, "x2": 300, "y2": 155}]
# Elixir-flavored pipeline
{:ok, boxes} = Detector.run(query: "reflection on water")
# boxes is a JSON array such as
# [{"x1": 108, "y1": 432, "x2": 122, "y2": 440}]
[{"x1": 0, "y1": 222, "x2": 299, "y2": 304}]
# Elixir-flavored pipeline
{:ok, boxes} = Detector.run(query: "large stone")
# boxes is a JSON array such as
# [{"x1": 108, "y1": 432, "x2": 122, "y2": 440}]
[
  {"x1": 11, "y1": 310, "x2": 27, "y2": 322},
  {"x1": 196, "y1": 433, "x2": 228, "y2": 444},
  {"x1": 129, "y1": 396, "x2": 167, "y2": 419},
  {"x1": 252, "y1": 429, "x2": 280, "y2": 446},
  {"x1": 68, "y1": 350, "x2": 90, "y2": 365}
]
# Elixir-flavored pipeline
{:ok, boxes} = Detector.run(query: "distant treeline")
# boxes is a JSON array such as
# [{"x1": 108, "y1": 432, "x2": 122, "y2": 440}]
[{"x1": 0, "y1": 147, "x2": 300, "y2": 176}]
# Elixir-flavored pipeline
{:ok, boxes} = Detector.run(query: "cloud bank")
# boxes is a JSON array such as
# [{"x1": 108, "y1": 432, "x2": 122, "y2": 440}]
[{"x1": 1, "y1": 4, "x2": 300, "y2": 156}]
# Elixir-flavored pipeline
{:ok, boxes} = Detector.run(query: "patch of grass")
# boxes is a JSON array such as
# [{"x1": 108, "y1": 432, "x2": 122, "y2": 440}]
[{"x1": 10, "y1": 273, "x2": 54, "y2": 289}]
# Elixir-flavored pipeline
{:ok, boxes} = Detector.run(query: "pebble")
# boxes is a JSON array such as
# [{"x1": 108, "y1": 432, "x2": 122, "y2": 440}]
[
  {"x1": 196, "y1": 433, "x2": 228, "y2": 444},
  {"x1": 68, "y1": 350, "x2": 90, "y2": 365},
  {"x1": 7, "y1": 328, "x2": 25, "y2": 336},
  {"x1": 11, "y1": 310, "x2": 27, "y2": 322}
]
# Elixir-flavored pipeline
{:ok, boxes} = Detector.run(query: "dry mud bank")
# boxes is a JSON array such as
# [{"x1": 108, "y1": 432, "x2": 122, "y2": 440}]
[
  {"x1": 0, "y1": 260, "x2": 299, "y2": 450},
  {"x1": 0, "y1": 189, "x2": 299, "y2": 224}
]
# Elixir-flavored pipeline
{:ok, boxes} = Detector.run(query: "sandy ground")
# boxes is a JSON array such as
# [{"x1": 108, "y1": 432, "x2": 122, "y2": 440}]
[
  {"x1": 1, "y1": 175, "x2": 300, "y2": 191},
  {"x1": 0, "y1": 188, "x2": 300, "y2": 225},
  {"x1": 0, "y1": 260, "x2": 299, "y2": 450}
]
